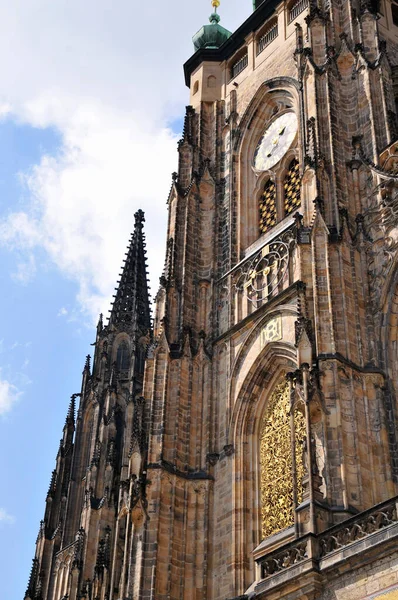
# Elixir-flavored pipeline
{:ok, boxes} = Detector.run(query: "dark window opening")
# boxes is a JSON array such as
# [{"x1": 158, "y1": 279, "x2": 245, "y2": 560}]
[
  {"x1": 116, "y1": 341, "x2": 130, "y2": 372},
  {"x1": 392, "y1": 0, "x2": 398, "y2": 26}
]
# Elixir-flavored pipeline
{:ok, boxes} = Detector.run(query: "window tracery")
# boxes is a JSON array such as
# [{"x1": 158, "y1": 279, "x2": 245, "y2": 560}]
[
  {"x1": 259, "y1": 179, "x2": 277, "y2": 235},
  {"x1": 259, "y1": 380, "x2": 305, "y2": 538},
  {"x1": 284, "y1": 159, "x2": 301, "y2": 216},
  {"x1": 116, "y1": 341, "x2": 130, "y2": 372},
  {"x1": 238, "y1": 87, "x2": 300, "y2": 251}
]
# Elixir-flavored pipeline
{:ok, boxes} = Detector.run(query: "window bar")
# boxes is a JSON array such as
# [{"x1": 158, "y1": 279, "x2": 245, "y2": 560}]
[
  {"x1": 230, "y1": 53, "x2": 248, "y2": 81},
  {"x1": 257, "y1": 22, "x2": 278, "y2": 55},
  {"x1": 288, "y1": 0, "x2": 309, "y2": 23}
]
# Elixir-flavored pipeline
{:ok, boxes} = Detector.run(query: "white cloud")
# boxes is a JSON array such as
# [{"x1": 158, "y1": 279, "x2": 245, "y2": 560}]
[
  {"x1": 0, "y1": 1, "x2": 250, "y2": 320},
  {"x1": 0, "y1": 508, "x2": 15, "y2": 525},
  {"x1": 12, "y1": 255, "x2": 37, "y2": 285},
  {"x1": 58, "y1": 307, "x2": 68, "y2": 317},
  {"x1": 0, "y1": 378, "x2": 21, "y2": 416},
  {"x1": 0, "y1": 103, "x2": 11, "y2": 119}
]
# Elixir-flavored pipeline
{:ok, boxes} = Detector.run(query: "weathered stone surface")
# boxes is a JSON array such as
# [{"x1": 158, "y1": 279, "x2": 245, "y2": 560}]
[{"x1": 26, "y1": 1, "x2": 398, "y2": 599}]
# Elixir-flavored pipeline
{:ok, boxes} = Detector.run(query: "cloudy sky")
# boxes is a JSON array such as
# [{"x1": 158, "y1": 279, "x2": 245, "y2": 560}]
[{"x1": 0, "y1": 0, "x2": 251, "y2": 596}]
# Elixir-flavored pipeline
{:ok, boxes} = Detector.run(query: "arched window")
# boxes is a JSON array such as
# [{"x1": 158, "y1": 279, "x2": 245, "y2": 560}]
[
  {"x1": 283, "y1": 159, "x2": 301, "y2": 217},
  {"x1": 259, "y1": 380, "x2": 305, "y2": 538},
  {"x1": 116, "y1": 341, "x2": 130, "y2": 372},
  {"x1": 259, "y1": 179, "x2": 277, "y2": 235}
]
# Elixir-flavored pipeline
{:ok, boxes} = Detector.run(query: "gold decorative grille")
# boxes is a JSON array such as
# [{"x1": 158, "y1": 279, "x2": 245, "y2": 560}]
[
  {"x1": 259, "y1": 179, "x2": 277, "y2": 234},
  {"x1": 283, "y1": 159, "x2": 301, "y2": 216},
  {"x1": 259, "y1": 380, "x2": 306, "y2": 538}
]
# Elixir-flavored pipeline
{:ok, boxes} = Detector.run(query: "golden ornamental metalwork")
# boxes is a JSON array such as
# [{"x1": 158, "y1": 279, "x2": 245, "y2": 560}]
[
  {"x1": 284, "y1": 159, "x2": 301, "y2": 215},
  {"x1": 259, "y1": 179, "x2": 277, "y2": 234},
  {"x1": 259, "y1": 380, "x2": 305, "y2": 538}
]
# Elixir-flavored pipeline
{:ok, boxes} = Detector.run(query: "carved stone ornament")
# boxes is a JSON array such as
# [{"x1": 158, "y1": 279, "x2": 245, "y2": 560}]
[
  {"x1": 207, "y1": 452, "x2": 220, "y2": 466},
  {"x1": 261, "y1": 316, "x2": 282, "y2": 348},
  {"x1": 223, "y1": 444, "x2": 234, "y2": 456}
]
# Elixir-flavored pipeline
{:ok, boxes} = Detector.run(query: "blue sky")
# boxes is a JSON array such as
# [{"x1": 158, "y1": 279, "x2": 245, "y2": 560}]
[{"x1": 0, "y1": 1, "x2": 249, "y2": 597}]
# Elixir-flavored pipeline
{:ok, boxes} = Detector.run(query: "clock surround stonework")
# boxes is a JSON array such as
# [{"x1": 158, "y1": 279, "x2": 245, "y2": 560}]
[{"x1": 26, "y1": 1, "x2": 398, "y2": 599}]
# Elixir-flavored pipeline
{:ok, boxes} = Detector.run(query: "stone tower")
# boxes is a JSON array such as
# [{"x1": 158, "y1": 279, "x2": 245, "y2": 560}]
[
  {"x1": 25, "y1": 210, "x2": 151, "y2": 600},
  {"x1": 26, "y1": 0, "x2": 398, "y2": 598}
]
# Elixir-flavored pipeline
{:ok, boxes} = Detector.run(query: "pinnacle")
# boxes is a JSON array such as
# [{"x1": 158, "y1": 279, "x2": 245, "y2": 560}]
[
  {"x1": 84, "y1": 355, "x2": 91, "y2": 372},
  {"x1": 47, "y1": 469, "x2": 57, "y2": 497},
  {"x1": 108, "y1": 209, "x2": 151, "y2": 334},
  {"x1": 25, "y1": 558, "x2": 39, "y2": 599},
  {"x1": 65, "y1": 394, "x2": 76, "y2": 428},
  {"x1": 134, "y1": 208, "x2": 145, "y2": 225}
]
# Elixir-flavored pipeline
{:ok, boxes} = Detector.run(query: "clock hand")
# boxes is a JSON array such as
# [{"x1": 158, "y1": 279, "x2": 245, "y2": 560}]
[{"x1": 266, "y1": 136, "x2": 281, "y2": 158}]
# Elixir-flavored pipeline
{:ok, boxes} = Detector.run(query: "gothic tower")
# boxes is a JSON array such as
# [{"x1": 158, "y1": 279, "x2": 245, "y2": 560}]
[
  {"x1": 25, "y1": 210, "x2": 151, "y2": 600},
  {"x1": 26, "y1": 0, "x2": 398, "y2": 598}
]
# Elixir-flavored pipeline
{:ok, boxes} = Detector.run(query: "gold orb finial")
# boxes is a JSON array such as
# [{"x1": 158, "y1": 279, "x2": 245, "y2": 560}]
[{"x1": 212, "y1": 0, "x2": 221, "y2": 10}]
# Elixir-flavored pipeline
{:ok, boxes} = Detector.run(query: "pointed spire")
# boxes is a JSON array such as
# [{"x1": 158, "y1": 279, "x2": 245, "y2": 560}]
[
  {"x1": 47, "y1": 469, "x2": 57, "y2": 498},
  {"x1": 65, "y1": 394, "x2": 76, "y2": 428},
  {"x1": 210, "y1": 0, "x2": 221, "y2": 23},
  {"x1": 25, "y1": 558, "x2": 39, "y2": 600},
  {"x1": 97, "y1": 313, "x2": 103, "y2": 334},
  {"x1": 84, "y1": 354, "x2": 91, "y2": 373},
  {"x1": 108, "y1": 210, "x2": 151, "y2": 334}
]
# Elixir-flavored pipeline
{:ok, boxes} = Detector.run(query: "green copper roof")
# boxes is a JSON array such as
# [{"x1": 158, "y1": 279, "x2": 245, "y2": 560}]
[
  {"x1": 192, "y1": 12, "x2": 232, "y2": 51},
  {"x1": 253, "y1": 0, "x2": 266, "y2": 8}
]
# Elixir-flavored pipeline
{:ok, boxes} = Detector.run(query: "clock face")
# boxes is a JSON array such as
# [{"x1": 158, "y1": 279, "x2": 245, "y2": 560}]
[{"x1": 254, "y1": 112, "x2": 298, "y2": 171}]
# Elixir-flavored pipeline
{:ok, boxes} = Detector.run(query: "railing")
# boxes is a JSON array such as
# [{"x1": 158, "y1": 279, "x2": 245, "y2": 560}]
[
  {"x1": 288, "y1": 0, "x2": 309, "y2": 23},
  {"x1": 319, "y1": 499, "x2": 398, "y2": 557},
  {"x1": 215, "y1": 221, "x2": 298, "y2": 337},
  {"x1": 256, "y1": 496, "x2": 398, "y2": 582},
  {"x1": 231, "y1": 226, "x2": 296, "y2": 322},
  {"x1": 230, "y1": 53, "x2": 248, "y2": 81},
  {"x1": 260, "y1": 539, "x2": 308, "y2": 579},
  {"x1": 257, "y1": 22, "x2": 278, "y2": 55}
]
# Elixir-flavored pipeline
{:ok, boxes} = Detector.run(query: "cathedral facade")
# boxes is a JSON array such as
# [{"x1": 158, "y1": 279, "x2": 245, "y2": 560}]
[{"x1": 26, "y1": 0, "x2": 398, "y2": 599}]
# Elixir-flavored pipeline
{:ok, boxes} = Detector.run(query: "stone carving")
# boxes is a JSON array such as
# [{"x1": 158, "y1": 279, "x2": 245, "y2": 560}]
[
  {"x1": 257, "y1": 498, "x2": 398, "y2": 581},
  {"x1": 261, "y1": 540, "x2": 308, "y2": 578},
  {"x1": 261, "y1": 316, "x2": 282, "y2": 347},
  {"x1": 319, "y1": 502, "x2": 397, "y2": 557},
  {"x1": 363, "y1": 177, "x2": 398, "y2": 313},
  {"x1": 234, "y1": 227, "x2": 296, "y2": 307}
]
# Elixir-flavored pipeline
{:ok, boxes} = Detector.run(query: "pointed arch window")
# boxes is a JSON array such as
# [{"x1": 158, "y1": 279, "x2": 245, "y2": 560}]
[
  {"x1": 116, "y1": 341, "x2": 130, "y2": 372},
  {"x1": 259, "y1": 380, "x2": 305, "y2": 538},
  {"x1": 283, "y1": 159, "x2": 301, "y2": 217},
  {"x1": 259, "y1": 179, "x2": 277, "y2": 235}
]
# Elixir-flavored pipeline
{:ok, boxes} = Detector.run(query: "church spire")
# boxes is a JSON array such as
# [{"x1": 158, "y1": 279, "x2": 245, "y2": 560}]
[
  {"x1": 64, "y1": 394, "x2": 76, "y2": 429},
  {"x1": 108, "y1": 209, "x2": 151, "y2": 334}
]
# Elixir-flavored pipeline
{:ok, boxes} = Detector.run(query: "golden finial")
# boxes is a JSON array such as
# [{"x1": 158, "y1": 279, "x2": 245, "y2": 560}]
[{"x1": 212, "y1": 0, "x2": 221, "y2": 11}]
